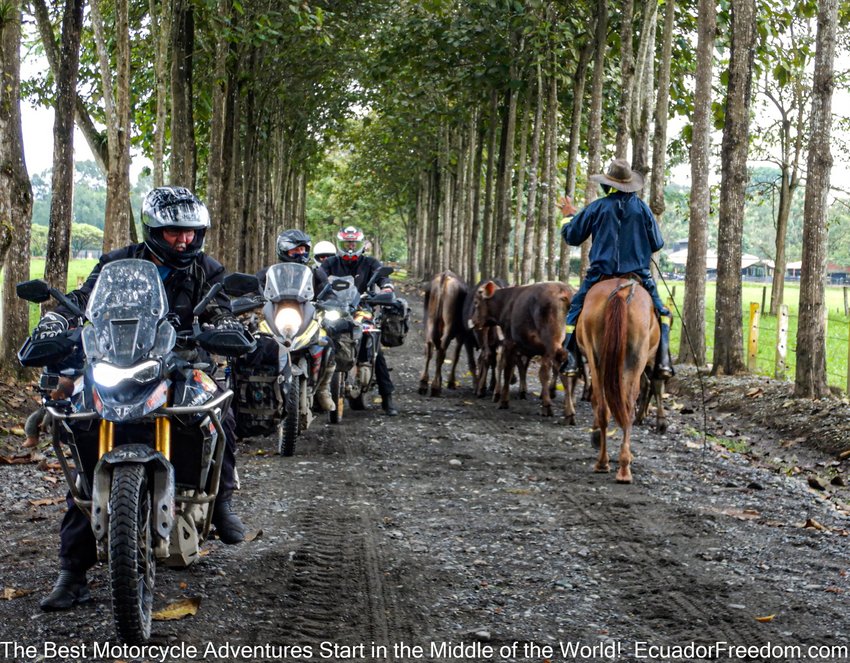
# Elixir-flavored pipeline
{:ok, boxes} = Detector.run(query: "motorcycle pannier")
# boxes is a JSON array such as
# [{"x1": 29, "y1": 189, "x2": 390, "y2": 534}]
[{"x1": 380, "y1": 297, "x2": 410, "y2": 348}]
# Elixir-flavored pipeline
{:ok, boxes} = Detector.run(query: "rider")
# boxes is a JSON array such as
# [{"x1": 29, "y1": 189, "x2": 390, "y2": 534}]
[
  {"x1": 255, "y1": 230, "x2": 336, "y2": 412},
  {"x1": 32, "y1": 186, "x2": 248, "y2": 611},
  {"x1": 315, "y1": 225, "x2": 399, "y2": 416},
  {"x1": 312, "y1": 240, "x2": 337, "y2": 268},
  {"x1": 560, "y1": 158, "x2": 673, "y2": 379}
]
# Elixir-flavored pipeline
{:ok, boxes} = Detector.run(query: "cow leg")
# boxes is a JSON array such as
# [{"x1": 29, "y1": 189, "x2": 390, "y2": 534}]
[
  {"x1": 447, "y1": 339, "x2": 463, "y2": 390},
  {"x1": 475, "y1": 350, "x2": 488, "y2": 397},
  {"x1": 539, "y1": 356, "x2": 553, "y2": 417},
  {"x1": 517, "y1": 355, "x2": 528, "y2": 399},
  {"x1": 464, "y1": 338, "x2": 478, "y2": 386},
  {"x1": 492, "y1": 348, "x2": 504, "y2": 403},
  {"x1": 431, "y1": 341, "x2": 447, "y2": 397},
  {"x1": 561, "y1": 372, "x2": 576, "y2": 425},
  {"x1": 498, "y1": 349, "x2": 514, "y2": 409},
  {"x1": 419, "y1": 341, "x2": 433, "y2": 395},
  {"x1": 489, "y1": 349, "x2": 500, "y2": 399}
]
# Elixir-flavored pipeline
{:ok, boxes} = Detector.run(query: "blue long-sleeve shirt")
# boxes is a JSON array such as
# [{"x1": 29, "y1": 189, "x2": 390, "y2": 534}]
[{"x1": 561, "y1": 191, "x2": 664, "y2": 275}]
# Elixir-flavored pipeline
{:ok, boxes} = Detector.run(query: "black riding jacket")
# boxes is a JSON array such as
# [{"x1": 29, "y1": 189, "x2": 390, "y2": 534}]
[
  {"x1": 57, "y1": 243, "x2": 234, "y2": 332},
  {"x1": 315, "y1": 255, "x2": 390, "y2": 295}
]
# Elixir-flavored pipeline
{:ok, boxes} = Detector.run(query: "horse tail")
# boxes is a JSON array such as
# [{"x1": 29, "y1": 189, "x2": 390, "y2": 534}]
[{"x1": 600, "y1": 291, "x2": 630, "y2": 429}]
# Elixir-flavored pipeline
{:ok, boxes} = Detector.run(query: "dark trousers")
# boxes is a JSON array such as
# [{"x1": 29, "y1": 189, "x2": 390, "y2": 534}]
[
  {"x1": 566, "y1": 268, "x2": 669, "y2": 327},
  {"x1": 59, "y1": 409, "x2": 238, "y2": 573},
  {"x1": 375, "y1": 349, "x2": 393, "y2": 397}
]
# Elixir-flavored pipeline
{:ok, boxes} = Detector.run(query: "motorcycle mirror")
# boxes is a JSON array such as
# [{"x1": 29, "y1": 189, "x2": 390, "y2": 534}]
[
  {"x1": 223, "y1": 272, "x2": 261, "y2": 297},
  {"x1": 366, "y1": 265, "x2": 394, "y2": 290},
  {"x1": 16, "y1": 279, "x2": 50, "y2": 303},
  {"x1": 193, "y1": 282, "x2": 223, "y2": 317}
]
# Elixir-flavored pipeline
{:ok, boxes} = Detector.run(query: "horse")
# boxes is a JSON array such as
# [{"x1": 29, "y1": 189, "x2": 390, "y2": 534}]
[{"x1": 576, "y1": 277, "x2": 663, "y2": 483}]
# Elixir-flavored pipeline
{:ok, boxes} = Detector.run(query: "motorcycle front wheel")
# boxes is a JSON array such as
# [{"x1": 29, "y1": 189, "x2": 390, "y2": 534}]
[
  {"x1": 329, "y1": 370, "x2": 345, "y2": 424},
  {"x1": 108, "y1": 463, "x2": 155, "y2": 644},
  {"x1": 279, "y1": 377, "x2": 299, "y2": 457}
]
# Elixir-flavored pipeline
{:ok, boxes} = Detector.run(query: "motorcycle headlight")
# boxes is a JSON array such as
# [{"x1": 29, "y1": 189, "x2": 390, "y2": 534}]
[
  {"x1": 274, "y1": 307, "x2": 302, "y2": 337},
  {"x1": 324, "y1": 310, "x2": 342, "y2": 322},
  {"x1": 92, "y1": 359, "x2": 161, "y2": 388}
]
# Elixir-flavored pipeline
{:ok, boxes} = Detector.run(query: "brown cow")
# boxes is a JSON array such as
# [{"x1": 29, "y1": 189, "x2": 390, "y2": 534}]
[
  {"x1": 470, "y1": 281, "x2": 573, "y2": 418},
  {"x1": 419, "y1": 271, "x2": 476, "y2": 396}
]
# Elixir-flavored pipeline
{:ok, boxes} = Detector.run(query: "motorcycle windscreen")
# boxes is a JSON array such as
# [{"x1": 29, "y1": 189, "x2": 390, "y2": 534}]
[
  {"x1": 324, "y1": 275, "x2": 360, "y2": 310},
  {"x1": 84, "y1": 259, "x2": 169, "y2": 366},
  {"x1": 264, "y1": 263, "x2": 314, "y2": 303}
]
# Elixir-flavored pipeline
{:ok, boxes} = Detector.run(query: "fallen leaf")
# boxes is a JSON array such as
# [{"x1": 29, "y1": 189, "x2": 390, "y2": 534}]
[
  {"x1": 2, "y1": 587, "x2": 34, "y2": 600},
  {"x1": 244, "y1": 529, "x2": 263, "y2": 542},
  {"x1": 755, "y1": 614, "x2": 776, "y2": 623},
  {"x1": 721, "y1": 508, "x2": 760, "y2": 521},
  {"x1": 804, "y1": 518, "x2": 826, "y2": 531},
  {"x1": 152, "y1": 597, "x2": 200, "y2": 621},
  {"x1": 0, "y1": 454, "x2": 32, "y2": 465},
  {"x1": 746, "y1": 387, "x2": 763, "y2": 398},
  {"x1": 28, "y1": 497, "x2": 65, "y2": 507},
  {"x1": 839, "y1": 449, "x2": 850, "y2": 461},
  {"x1": 179, "y1": 581, "x2": 188, "y2": 590}
]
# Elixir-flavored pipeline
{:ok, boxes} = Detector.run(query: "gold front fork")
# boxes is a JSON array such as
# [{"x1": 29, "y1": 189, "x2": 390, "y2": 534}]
[
  {"x1": 98, "y1": 420, "x2": 114, "y2": 457},
  {"x1": 156, "y1": 417, "x2": 171, "y2": 460}
]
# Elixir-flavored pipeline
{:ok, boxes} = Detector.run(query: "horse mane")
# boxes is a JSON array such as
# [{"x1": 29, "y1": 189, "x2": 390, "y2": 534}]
[{"x1": 600, "y1": 291, "x2": 631, "y2": 429}]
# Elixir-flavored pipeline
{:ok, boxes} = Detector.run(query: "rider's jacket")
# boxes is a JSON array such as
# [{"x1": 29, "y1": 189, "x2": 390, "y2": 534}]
[
  {"x1": 316, "y1": 255, "x2": 390, "y2": 295},
  {"x1": 562, "y1": 191, "x2": 664, "y2": 276},
  {"x1": 56, "y1": 243, "x2": 233, "y2": 332}
]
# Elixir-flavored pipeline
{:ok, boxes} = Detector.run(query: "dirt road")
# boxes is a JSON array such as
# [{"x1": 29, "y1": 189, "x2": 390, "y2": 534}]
[{"x1": 1, "y1": 291, "x2": 849, "y2": 663}]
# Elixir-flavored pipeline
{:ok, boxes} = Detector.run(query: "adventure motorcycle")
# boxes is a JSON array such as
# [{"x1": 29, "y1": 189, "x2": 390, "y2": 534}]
[
  {"x1": 224, "y1": 263, "x2": 323, "y2": 457},
  {"x1": 17, "y1": 259, "x2": 254, "y2": 644}
]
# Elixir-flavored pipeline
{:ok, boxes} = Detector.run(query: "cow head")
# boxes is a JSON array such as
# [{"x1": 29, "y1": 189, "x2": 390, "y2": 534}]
[{"x1": 469, "y1": 280, "x2": 499, "y2": 330}]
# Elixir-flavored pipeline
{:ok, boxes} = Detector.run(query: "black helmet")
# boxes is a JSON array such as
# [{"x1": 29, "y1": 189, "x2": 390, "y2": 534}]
[
  {"x1": 142, "y1": 186, "x2": 210, "y2": 270},
  {"x1": 276, "y1": 229, "x2": 312, "y2": 265}
]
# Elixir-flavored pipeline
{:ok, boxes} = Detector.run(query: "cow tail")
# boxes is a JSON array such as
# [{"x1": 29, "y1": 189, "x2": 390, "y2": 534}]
[{"x1": 600, "y1": 293, "x2": 630, "y2": 429}]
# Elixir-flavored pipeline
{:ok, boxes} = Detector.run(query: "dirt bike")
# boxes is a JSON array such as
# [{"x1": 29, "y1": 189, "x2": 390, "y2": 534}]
[
  {"x1": 224, "y1": 263, "x2": 324, "y2": 456},
  {"x1": 16, "y1": 259, "x2": 254, "y2": 644},
  {"x1": 328, "y1": 266, "x2": 396, "y2": 412}
]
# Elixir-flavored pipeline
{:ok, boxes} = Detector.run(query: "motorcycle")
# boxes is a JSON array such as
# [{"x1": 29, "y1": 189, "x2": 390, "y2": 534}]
[
  {"x1": 17, "y1": 259, "x2": 254, "y2": 644},
  {"x1": 224, "y1": 262, "x2": 324, "y2": 457},
  {"x1": 327, "y1": 266, "x2": 396, "y2": 412}
]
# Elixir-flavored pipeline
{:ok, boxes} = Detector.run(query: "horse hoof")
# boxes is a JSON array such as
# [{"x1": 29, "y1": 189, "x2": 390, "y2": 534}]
[{"x1": 616, "y1": 474, "x2": 633, "y2": 484}]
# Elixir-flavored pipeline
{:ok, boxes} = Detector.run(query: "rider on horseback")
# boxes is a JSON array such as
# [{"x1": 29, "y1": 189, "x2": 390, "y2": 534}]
[{"x1": 560, "y1": 158, "x2": 673, "y2": 379}]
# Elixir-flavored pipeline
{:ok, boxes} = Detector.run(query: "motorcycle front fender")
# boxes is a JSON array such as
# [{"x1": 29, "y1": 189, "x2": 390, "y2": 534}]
[{"x1": 90, "y1": 444, "x2": 175, "y2": 543}]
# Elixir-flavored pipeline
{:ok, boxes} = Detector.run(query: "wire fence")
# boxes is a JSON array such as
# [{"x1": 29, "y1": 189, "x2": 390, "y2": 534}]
[{"x1": 666, "y1": 283, "x2": 850, "y2": 393}]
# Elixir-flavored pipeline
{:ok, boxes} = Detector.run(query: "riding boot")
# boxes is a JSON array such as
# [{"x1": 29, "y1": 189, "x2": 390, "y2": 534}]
[
  {"x1": 381, "y1": 394, "x2": 399, "y2": 416},
  {"x1": 559, "y1": 330, "x2": 580, "y2": 377},
  {"x1": 212, "y1": 499, "x2": 245, "y2": 544},
  {"x1": 315, "y1": 360, "x2": 336, "y2": 412},
  {"x1": 654, "y1": 320, "x2": 673, "y2": 379},
  {"x1": 40, "y1": 570, "x2": 91, "y2": 611}
]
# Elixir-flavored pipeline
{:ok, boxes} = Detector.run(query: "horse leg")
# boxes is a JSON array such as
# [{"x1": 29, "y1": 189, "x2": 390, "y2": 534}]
[
  {"x1": 593, "y1": 398, "x2": 610, "y2": 473},
  {"x1": 616, "y1": 424, "x2": 633, "y2": 483},
  {"x1": 419, "y1": 340, "x2": 433, "y2": 395},
  {"x1": 539, "y1": 356, "x2": 553, "y2": 417},
  {"x1": 634, "y1": 370, "x2": 652, "y2": 425}
]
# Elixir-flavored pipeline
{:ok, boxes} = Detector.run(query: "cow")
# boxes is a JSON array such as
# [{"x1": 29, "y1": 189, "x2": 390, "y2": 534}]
[
  {"x1": 419, "y1": 271, "x2": 477, "y2": 396},
  {"x1": 470, "y1": 281, "x2": 574, "y2": 419},
  {"x1": 463, "y1": 278, "x2": 509, "y2": 399}
]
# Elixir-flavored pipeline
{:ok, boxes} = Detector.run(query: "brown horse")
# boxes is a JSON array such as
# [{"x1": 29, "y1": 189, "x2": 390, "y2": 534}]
[{"x1": 576, "y1": 277, "x2": 661, "y2": 483}]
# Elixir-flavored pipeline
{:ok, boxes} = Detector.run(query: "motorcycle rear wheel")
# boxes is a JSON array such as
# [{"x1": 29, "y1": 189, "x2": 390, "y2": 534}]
[
  {"x1": 279, "y1": 378, "x2": 299, "y2": 457},
  {"x1": 108, "y1": 463, "x2": 155, "y2": 644},
  {"x1": 329, "y1": 371, "x2": 345, "y2": 424}
]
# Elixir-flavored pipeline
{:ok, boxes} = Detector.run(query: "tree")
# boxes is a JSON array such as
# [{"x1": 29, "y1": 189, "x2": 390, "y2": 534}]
[
  {"x1": 70, "y1": 222, "x2": 105, "y2": 257},
  {"x1": 0, "y1": 0, "x2": 34, "y2": 376},
  {"x1": 795, "y1": 0, "x2": 839, "y2": 398},
  {"x1": 42, "y1": 0, "x2": 85, "y2": 293},
  {"x1": 712, "y1": 0, "x2": 757, "y2": 376},
  {"x1": 679, "y1": 0, "x2": 716, "y2": 366}
]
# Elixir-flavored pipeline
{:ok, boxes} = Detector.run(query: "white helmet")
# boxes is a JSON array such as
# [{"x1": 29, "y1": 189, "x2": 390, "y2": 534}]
[{"x1": 313, "y1": 240, "x2": 337, "y2": 267}]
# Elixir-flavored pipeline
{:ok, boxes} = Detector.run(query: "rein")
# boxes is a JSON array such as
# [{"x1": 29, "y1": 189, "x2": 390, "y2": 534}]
[{"x1": 607, "y1": 279, "x2": 638, "y2": 304}]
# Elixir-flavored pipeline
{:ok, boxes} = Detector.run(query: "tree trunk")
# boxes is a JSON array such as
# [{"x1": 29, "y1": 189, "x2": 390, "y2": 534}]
[
  {"x1": 712, "y1": 0, "x2": 756, "y2": 376},
  {"x1": 150, "y1": 0, "x2": 172, "y2": 187},
  {"x1": 480, "y1": 90, "x2": 499, "y2": 279},
  {"x1": 521, "y1": 65, "x2": 544, "y2": 285},
  {"x1": 630, "y1": 1, "x2": 657, "y2": 180},
  {"x1": 0, "y1": 0, "x2": 34, "y2": 376},
  {"x1": 545, "y1": 71, "x2": 559, "y2": 282},
  {"x1": 468, "y1": 119, "x2": 484, "y2": 283},
  {"x1": 795, "y1": 0, "x2": 838, "y2": 398},
  {"x1": 614, "y1": 0, "x2": 634, "y2": 160},
  {"x1": 581, "y1": 0, "x2": 608, "y2": 279},
  {"x1": 31, "y1": 0, "x2": 108, "y2": 174},
  {"x1": 650, "y1": 0, "x2": 675, "y2": 221},
  {"x1": 43, "y1": 0, "x2": 84, "y2": 293},
  {"x1": 91, "y1": 0, "x2": 132, "y2": 253},
  {"x1": 170, "y1": 0, "x2": 196, "y2": 188},
  {"x1": 679, "y1": 0, "x2": 715, "y2": 366},
  {"x1": 512, "y1": 99, "x2": 528, "y2": 284},
  {"x1": 494, "y1": 86, "x2": 518, "y2": 282}
]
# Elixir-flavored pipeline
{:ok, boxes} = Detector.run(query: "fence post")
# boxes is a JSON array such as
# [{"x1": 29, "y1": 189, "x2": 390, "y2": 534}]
[
  {"x1": 844, "y1": 286, "x2": 849, "y2": 317},
  {"x1": 761, "y1": 286, "x2": 767, "y2": 315},
  {"x1": 748, "y1": 302, "x2": 760, "y2": 372},
  {"x1": 775, "y1": 304, "x2": 788, "y2": 379}
]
